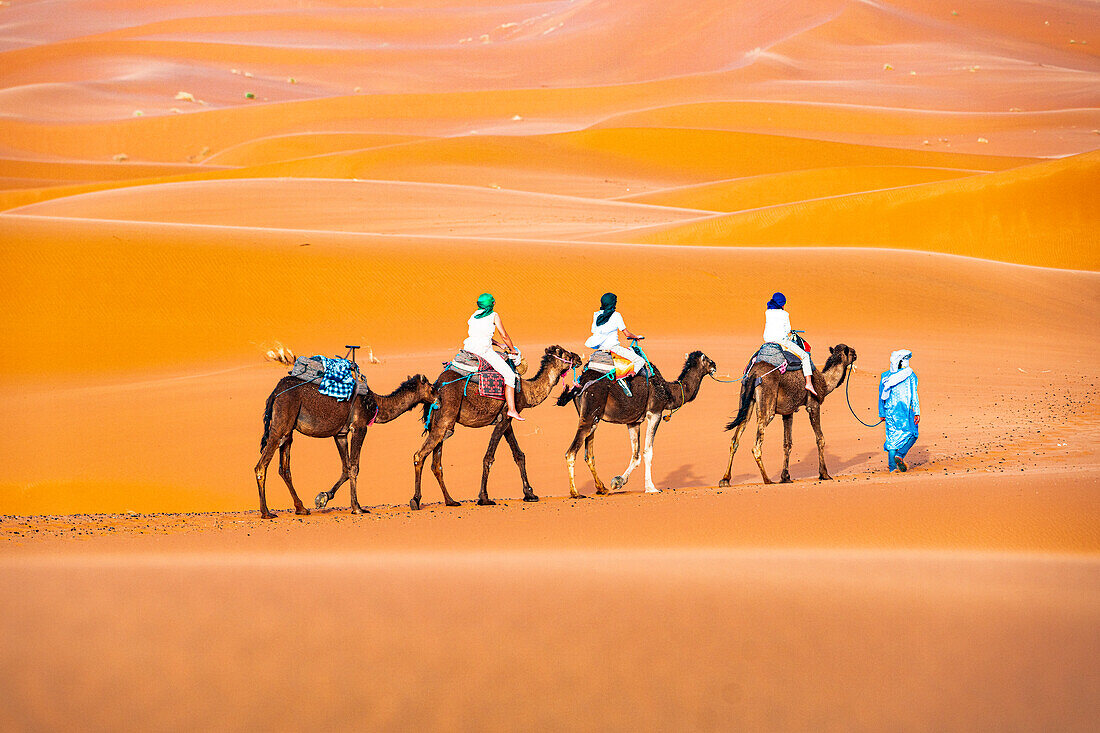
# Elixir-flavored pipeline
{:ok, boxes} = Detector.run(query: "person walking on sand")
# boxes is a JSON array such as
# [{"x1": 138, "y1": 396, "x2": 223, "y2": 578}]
[
  {"x1": 464, "y1": 293, "x2": 524, "y2": 421},
  {"x1": 584, "y1": 292, "x2": 646, "y2": 377},
  {"x1": 762, "y1": 292, "x2": 817, "y2": 396},
  {"x1": 879, "y1": 349, "x2": 920, "y2": 472}
]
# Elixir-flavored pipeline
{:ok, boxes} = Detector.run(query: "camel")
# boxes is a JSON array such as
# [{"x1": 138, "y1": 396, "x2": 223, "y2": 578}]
[
  {"x1": 411, "y1": 345, "x2": 582, "y2": 510},
  {"x1": 255, "y1": 373, "x2": 435, "y2": 518},
  {"x1": 559, "y1": 350, "x2": 717, "y2": 497},
  {"x1": 719, "y1": 344, "x2": 857, "y2": 486}
]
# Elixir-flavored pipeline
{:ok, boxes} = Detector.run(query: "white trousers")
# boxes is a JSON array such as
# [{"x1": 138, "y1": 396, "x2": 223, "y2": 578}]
[
  {"x1": 778, "y1": 337, "x2": 812, "y2": 377},
  {"x1": 469, "y1": 346, "x2": 518, "y2": 387},
  {"x1": 609, "y1": 344, "x2": 647, "y2": 375}
]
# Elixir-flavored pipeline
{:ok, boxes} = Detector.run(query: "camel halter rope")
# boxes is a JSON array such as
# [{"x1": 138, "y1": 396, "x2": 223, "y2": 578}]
[
  {"x1": 845, "y1": 365, "x2": 884, "y2": 428},
  {"x1": 662, "y1": 382, "x2": 687, "y2": 422}
]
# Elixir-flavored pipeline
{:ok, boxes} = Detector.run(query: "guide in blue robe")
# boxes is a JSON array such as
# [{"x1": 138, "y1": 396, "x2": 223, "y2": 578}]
[{"x1": 878, "y1": 349, "x2": 920, "y2": 472}]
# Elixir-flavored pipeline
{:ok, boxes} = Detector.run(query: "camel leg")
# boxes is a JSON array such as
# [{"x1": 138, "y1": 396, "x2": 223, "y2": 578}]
[
  {"x1": 808, "y1": 404, "x2": 832, "y2": 480},
  {"x1": 779, "y1": 414, "x2": 794, "y2": 483},
  {"x1": 316, "y1": 434, "x2": 350, "y2": 509},
  {"x1": 431, "y1": 443, "x2": 462, "y2": 507},
  {"x1": 503, "y1": 424, "x2": 538, "y2": 502},
  {"x1": 612, "y1": 423, "x2": 644, "y2": 491},
  {"x1": 585, "y1": 430, "x2": 609, "y2": 496},
  {"x1": 346, "y1": 427, "x2": 369, "y2": 514},
  {"x1": 719, "y1": 402, "x2": 754, "y2": 487},
  {"x1": 412, "y1": 420, "x2": 451, "y2": 511},
  {"x1": 277, "y1": 437, "x2": 310, "y2": 515},
  {"x1": 565, "y1": 418, "x2": 598, "y2": 499},
  {"x1": 751, "y1": 408, "x2": 776, "y2": 485},
  {"x1": 254, "y1": 436, "x2": 282, "y2": 519},
  {"x1": 477, "y1": 420, "x2": 509, "y2": 506},
  {"x1": 641, "y1": 412, "x2": 663, "y2": 493}
]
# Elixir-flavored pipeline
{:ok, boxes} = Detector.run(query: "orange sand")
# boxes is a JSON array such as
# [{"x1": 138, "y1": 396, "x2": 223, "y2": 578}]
[{"x1": 1, "y1": 0, "x2": 1098, "y2": 730}]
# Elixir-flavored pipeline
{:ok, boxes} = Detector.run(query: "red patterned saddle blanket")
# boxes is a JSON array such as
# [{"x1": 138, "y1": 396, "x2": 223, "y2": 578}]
[{"x1": 448, "y1": 350, "x2": 505, "y2": 400}]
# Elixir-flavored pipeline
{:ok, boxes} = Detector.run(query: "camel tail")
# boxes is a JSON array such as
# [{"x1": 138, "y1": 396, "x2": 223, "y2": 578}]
[
  {"x1": 260, "y1": 387, "x2": 277, "y2": 452},
  {"x1": 725, "y1": 377, "x2": 756, "y2": 431}
]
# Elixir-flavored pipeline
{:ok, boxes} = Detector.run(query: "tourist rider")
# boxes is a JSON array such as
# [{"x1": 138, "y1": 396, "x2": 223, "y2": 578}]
[
  {"x1": 762, "y1": 292, "x2": 817, "y2": 396},
  {"x1": 464, "y1": 293, "x2": 524, "y2": 421},
  {"x1": 878, "y1": 349, "x2": 920, "y2": 472},
  {"x1": 584, "y1": 292, "x2": 646, "y2": 377}
]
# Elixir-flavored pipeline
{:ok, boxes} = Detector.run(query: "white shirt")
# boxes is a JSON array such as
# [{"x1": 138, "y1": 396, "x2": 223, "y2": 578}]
[
  {"x1": 585, "y1": 310, "x2": 626, "y2": 350},
  {"x1": 762, "y1": 308, "x2": 792, "y2": 343},
  {"x1": 464, "y1": 311, "x2": 496, "y2": 352}
]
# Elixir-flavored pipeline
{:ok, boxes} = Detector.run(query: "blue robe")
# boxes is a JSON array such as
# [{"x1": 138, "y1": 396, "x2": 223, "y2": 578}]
[{"x1": 879, "y1": 370, "x2": 919, "y2": 454}]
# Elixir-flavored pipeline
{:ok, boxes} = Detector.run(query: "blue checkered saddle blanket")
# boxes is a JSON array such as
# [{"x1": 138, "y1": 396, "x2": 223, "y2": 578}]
[{"x1": 288, "y1": 355, "x2": 362, "y2": 401}]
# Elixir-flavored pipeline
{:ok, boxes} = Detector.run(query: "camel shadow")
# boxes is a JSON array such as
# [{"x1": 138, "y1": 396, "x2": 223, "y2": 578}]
[{"x1": 660, "y1": 463, "x2": 705, "y2": 490}]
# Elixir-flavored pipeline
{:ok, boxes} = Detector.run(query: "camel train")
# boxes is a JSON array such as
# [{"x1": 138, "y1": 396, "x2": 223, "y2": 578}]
[{"x1": 255, "y1": 339, "x2": 857, "y2": 519}]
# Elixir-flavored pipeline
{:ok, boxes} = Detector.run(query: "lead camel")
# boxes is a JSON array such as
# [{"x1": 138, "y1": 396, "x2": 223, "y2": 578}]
[{"x1": 719, "y1": 344, "x2": 857, "y2": 486}]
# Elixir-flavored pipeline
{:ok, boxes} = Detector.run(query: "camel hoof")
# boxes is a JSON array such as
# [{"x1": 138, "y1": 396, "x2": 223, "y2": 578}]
[
  {"x1": 595, "y1": 486, "x2": 609, "y2": 496},
  {"x1": 645, "y1": 487, "x2": 660, "y2": 494},
  {"x1": 351, "y1": 505, "x2": 369, "y2": 515},
  {"x1": 445, "y1": 499, "x2": 461, "y2": 507},
  {"x1": 477, "y1": 498, "x2": 496, "y2": 506},
  {"x1": 315, "y1": 492, "x2": 331, "y2": 509},
  {"x1": 571, "y1": 494, "x2": 588, "y2": 500},
  {"x1": 261, "y1": 511, "x2": 277, "y2": 519},
  {"x1": 410, "y1": 499, "x2": 421, "y2": 511},
  {"x1": 610, "y1": 476, "x2": 625, "y2": 491},
  {"x1": 295, "y1": 507, "x2": 311, "y2": 516},
  {"x1": 779, "y1": 474, "x2": 793, "y2": 484},
  {"x1": 523, "y1": 494, "x2": 539, "y2": 502},
  {"x1": 718, "y1": 478, "x2": 730, "y2": 488},
  {"x1": 820, "y1": 474, "x2": 834, "y2": 481}
]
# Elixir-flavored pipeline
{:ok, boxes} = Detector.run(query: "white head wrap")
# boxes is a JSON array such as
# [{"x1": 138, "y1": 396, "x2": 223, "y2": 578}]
[{"x1": 889, "y1": 349, "x2": 912, "y2": 373}]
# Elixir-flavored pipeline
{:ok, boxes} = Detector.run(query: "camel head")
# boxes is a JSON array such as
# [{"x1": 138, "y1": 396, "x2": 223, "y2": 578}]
[
  {"x1": 545, "y1": 344, "x2": 583, "y2": 370},
  {"x1": 826, "y1": 344, "x2": 858, "y2": 369},
  {"x1": 681, "y1": 350, "x2": 718, "y2": 379},
  {"x1": 412, "y1": 374, "x2": 435, "y2": 402}
]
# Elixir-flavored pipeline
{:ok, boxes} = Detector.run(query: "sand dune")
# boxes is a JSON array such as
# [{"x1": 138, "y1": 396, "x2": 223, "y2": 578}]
[
  {"x1": 615, "y1": 149, "x2": 1100, "y2": 269},
  {"x1": 1, "y1": 0, "x2": 1098, "y2": 729}
]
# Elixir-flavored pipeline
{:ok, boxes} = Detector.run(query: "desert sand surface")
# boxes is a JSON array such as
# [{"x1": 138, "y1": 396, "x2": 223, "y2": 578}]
[{"x1": 2, "y1": 0, "x2": 1099, "y2": 730}]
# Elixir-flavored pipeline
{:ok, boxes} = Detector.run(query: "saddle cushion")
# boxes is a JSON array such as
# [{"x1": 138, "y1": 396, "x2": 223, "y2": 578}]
[
  {"x1": 448, "y1": 350, "x2": 505, "y2": 399},
  {"x1": 586, "y1": 350, "x2": 615, "y2": 373},
  {"x1": 585, "y1": 350, "x2": 646, "y2": 379},
  {"x1": 744, "y1": 343, "x2": 811, "y2": 375},
  {"x1": 288, "y1": 355, "x2": 325, "y2": 381},
  {"x1": 449, "y1": 349, "x2": 485, "y2": 373}
]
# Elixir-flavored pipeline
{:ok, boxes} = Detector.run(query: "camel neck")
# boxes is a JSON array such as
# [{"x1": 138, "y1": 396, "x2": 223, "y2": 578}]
[
  {"x1": 671, "y1": 368, "x2": 706, "y2": 407},
  {"x1": 373, "y1": 385, "x2": 427, "y2": 423},
  {"x1": 819, "y1": 361, "x2": 850, "y2": 396},
  {"x1": 521, "y1": 364, "x2": 568, "y2": 408}
]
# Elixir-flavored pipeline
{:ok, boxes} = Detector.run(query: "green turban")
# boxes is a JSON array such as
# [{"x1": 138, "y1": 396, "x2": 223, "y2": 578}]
[{"x1": 474, "y1": 292, "x2": 495, "y2": 319}]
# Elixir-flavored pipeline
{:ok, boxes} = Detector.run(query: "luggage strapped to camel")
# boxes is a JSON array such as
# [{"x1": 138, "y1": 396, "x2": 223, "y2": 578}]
[{"x1": 578, "y1": 339, "x2": 652, "y2": 398}]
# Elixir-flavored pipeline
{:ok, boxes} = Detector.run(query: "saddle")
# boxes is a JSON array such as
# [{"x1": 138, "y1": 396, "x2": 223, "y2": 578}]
[
  {"x1": 582, "y1": 350, "x2": 650, "y2": 397},
  {"x1": 584, "y1": 350, "x2": 650, "y2": 379},
  {"x1": 745, "y1": 343, "x2": 811, "y2": 375},
  {"x1": 288, "y1": 355, "x2": 364, "y2": 402},
  {"x1": 446, "y1": 349, "x2": 515, "y2": 400}
]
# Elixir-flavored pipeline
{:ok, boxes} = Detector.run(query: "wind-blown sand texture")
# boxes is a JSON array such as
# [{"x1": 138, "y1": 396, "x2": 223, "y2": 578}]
[{"x1": 1, "y1": 0, "x2": 1098, "y2": 730}]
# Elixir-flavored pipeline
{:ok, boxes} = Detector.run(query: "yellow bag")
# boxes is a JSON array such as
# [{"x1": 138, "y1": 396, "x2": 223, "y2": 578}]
[{"x1": 612, "y1": 355, "x2": 635, "y2": 379}]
